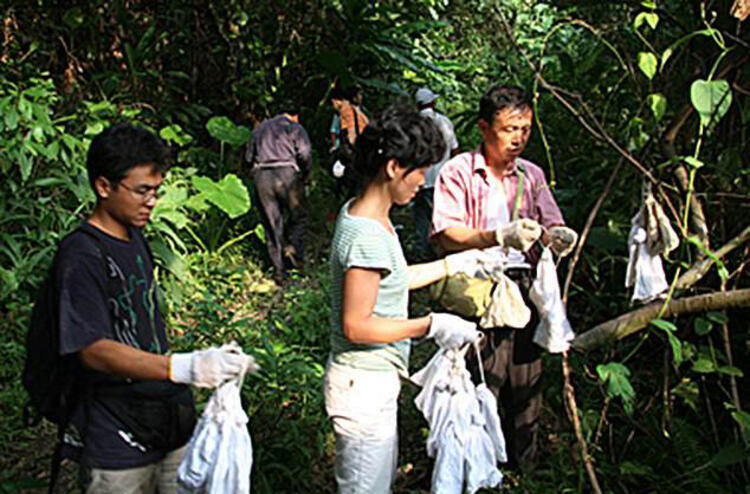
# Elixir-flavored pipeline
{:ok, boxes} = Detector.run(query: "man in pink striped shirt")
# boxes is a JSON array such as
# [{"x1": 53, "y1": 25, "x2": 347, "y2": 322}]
[{"x1": 432, "y1": 85, "x2": 578, "y2": 470}]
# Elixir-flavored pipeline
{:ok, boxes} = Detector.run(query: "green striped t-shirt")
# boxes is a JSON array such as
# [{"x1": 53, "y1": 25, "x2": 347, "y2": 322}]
[{"x1": 329, "y1": 200, "x2": 410, "y2": 374}]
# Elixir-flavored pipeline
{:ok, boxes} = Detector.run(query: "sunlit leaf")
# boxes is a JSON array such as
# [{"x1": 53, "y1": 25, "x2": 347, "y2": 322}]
[
  {"x1": 666, "y1": 331, "x2": 683, "y2": 367},
  {"x1": 596, "y1": 362, "x2": 635, "y2": 415},
  {"x1": 638, "y1": 52, "x2": 657, "y2": 80},
  {"x1": 159, "y1": 124, "x2": 193, "y2": 146},
  {"x1": 731, "y1": 410, "x2": 750, "y2": 433},
  {"x1": 650, "y1": 318, "x2": 677, "y2": 332},
  {"x1": 690, "y1": 79, "x2": 732, "y2": 128},
  {"x1": 647, "y1": 93, "x2": 666, "y2": 122},
  {"x1": 206, "y1": 116, "x2": 252, "y2": 147},
  {"x1": 718, "y1": 366, "x2": 743, "y2": 377},
  {"x1": 191, "y1": 174, "x2": 250, "y2": 219},
  {"x1": 692, "y1": 358, "x2": 716, "y2": 373}
]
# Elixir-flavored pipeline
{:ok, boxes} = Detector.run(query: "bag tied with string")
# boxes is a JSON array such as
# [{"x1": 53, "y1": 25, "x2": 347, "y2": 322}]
[
  {"x1": 625, "y1": 183, "x2": 679, "y2": 303},
  {"x1": 411, "y1": 341, "x2": 505, "y2": 494},
  {"x1": 177, "y1": 373, "x2": 253, "y2": 494}
]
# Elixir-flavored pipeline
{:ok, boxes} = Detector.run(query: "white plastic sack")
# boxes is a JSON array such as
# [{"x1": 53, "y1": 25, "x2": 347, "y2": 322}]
[
  {"x1": 411, "y1": 344, "x2": 503, "y2": 494},
  {"x1": 177, "y1": 377, "x2": 253, "y2": 494},
  {"x1": 529, "y1": 247, "x2": 575, "y2": 353}
]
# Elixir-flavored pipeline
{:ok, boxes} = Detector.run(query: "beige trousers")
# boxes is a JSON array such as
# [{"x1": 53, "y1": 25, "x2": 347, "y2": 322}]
[{"x1": 83, "y1": 445, "x2": 187, "y2": 494}]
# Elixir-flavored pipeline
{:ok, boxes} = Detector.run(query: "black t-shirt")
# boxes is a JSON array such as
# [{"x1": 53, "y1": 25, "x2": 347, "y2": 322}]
[{"x1": 57, "y1": 222, "x2": 170, "y2": 469}]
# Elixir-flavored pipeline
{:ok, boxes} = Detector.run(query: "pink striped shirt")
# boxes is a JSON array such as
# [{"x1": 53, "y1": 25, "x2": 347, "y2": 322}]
[{"x1": 431, "y1": 148, "x2": 564, "y2": 237}]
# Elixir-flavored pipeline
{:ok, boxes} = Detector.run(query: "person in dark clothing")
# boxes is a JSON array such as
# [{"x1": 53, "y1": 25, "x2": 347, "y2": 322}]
[
  {"x1": 55, "y1": 123, "x2": 257, "y2": 493},
  {"x1": 245, "y1": 103, "x2": 312, "y2": 283}
]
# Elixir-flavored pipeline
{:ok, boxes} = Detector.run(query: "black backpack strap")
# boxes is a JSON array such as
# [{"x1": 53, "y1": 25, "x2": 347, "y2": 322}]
[
  {"x1": 352, "y1": 106, "x2": 360, "y2": 137},
  {"x1": 44, "y1": 224, "x2": 118, "y2": 494},
  {"x1": 73, "y1": 224, "x2": 119, "y2": 298}
]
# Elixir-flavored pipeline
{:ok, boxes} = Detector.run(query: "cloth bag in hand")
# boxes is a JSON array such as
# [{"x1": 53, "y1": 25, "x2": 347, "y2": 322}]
[
  {"x1": 430, "y1": 273, "x2": 494, "y2": 318},
  {"x1": 479, "y1": 272, "x2": 530, "y2": 329},
  {"x1": 529, "y1": 247, "x2": 575, "y2": 353},
  {"x1": 411, "y1": 343, "x2": 504, "y2": 494},
  {"x1": 177, "y1": 376, "x2": 253, "y2": 494},
  {"x1": 430, "y1": 248, "x2": 508, "y2": 319}
]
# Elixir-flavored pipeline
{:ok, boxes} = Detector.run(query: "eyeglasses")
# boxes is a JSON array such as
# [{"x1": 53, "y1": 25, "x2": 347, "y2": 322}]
[{"x1": 117, "y1": 181, "x2": 163, "y2": 202}]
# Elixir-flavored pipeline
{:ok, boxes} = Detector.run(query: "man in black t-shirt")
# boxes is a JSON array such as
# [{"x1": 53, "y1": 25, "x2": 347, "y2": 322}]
[{"x1": 55, "y1": 124, "x2": 257, "y2": 493}]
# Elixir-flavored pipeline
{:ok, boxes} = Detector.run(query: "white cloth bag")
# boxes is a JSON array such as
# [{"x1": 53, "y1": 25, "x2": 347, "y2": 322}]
[
  {"x1": 177, "y1": 376, "x2": 253, "y2": 494},
  {"x1": 529, "y1": 247, "x2": 575, "y2": 353},
  {"x1": 625, "y1": 185, "x2": 679, "y2": 303},
  {"x1": 411, "y1": 343, "x2": 504, "y2": 494}
]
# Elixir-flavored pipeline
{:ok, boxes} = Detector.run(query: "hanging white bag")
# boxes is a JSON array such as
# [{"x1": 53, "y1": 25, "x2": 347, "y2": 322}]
[
  {"x1": 177, "y1": 375, "x2": 253, "y2": 494},
  {"x1": 529, "y1": 247, "x2": 575, "y2": 353}
]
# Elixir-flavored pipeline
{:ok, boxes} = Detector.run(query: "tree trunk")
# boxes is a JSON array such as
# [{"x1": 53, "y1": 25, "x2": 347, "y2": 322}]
[{"x1": 572, "y1": 289, "x2": 750, "y2": 352}]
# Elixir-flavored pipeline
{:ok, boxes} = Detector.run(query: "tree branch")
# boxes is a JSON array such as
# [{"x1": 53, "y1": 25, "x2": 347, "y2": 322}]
[
  {"x1": 572, "y1": 289, "x2": 750, "y2": 352},
  {"x1": 676, "y1": 225, "x2": 750, "y2": 289},
  {"x1": 562, "y1": 160, "x2": 623, "y2": 305}
]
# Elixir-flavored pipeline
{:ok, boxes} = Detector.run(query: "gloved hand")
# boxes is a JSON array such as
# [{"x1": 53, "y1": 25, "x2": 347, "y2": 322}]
[
  {"x1": 548, "y1": 226, "x2": 578, "y2": 257},
  {"x1": 170, "y1": 343, "x2": 259, "y2": 388},
  {"x1": 444, "y1": 249, "x2": 490, "y2": 279},
  {"x1": 427, "y1": 313, "x2": 481, "y2": 350},
  {"x1": 495, "y1": 219, "x2": 542, "y2": 252}
]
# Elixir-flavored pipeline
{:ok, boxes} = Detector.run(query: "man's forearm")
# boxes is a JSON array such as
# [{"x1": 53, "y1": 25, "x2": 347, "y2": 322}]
[
  {"x1": 437, "y1": 227, "x2": 497, "y2": 253},
  {"x1": 79, "y1": 339, "x2": 170, "y2": 380}
]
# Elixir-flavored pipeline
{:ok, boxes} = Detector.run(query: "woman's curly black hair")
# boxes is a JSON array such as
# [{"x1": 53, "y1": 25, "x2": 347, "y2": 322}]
[{"x1": 353, "y1": 105, "x2": 446, "y2": 185}]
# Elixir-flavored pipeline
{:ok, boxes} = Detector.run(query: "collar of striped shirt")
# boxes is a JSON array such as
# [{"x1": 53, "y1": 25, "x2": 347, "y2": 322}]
[{"x1": 471, "y1": 146, "x2": 520, "y2": 182}]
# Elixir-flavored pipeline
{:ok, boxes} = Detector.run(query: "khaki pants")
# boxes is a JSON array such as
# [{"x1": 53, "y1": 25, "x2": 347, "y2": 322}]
[
  {"x1": 82, "y1": 445, "x2": 187, "y2": 494},
  {"x1": 324, "y1": 359, "x2": 401, "y2": 494}
]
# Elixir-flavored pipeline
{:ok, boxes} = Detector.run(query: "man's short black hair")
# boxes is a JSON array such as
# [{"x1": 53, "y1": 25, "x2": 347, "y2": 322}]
[
  {"x1": 86, "y1": 123, "x2": 169, "y2": 194},
  {"x1": 278, "y1": 100, "x2": 301, "y2": 116},
  {"x1": 353, "y1": 105, "x2": 445, "y2": 184},
  {"x1": 344, "y1": 85, "x2": 362, "y2": 101},
  {"x1": 329, "y1": 86, "x2": 345, "y2": 102},
  {"x1": 478, "y1": 85, "x2": 532, "y2": 124}
]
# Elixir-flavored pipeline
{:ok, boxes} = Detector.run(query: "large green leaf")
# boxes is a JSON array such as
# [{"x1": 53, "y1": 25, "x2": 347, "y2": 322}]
[
  {"x1": 191, "y1": 174, "x2": 250, "y2": 219},
  {"x1": 205, "y1": 116, "x2": 251, "y2": 147},
  {"x1": 690, "y1": 79, "x2": 732, "y2": 128}
]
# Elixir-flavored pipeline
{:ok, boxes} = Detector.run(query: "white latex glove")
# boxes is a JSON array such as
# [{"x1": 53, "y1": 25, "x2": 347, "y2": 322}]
[
  {"x1": 495, "y1": 219, "x2": 542, "y2": 252},
  {"x1": 548, "y1": 226, "x2": 578, "y2": 257},
  {"x1": 427, "y1": 313, "x2": 481, "y2": 350},
  {"x1": 444, "y1": 249, "x2": 490, "y2": 279},
  {"x1": 170, "y1": 344, "x2": 259, "y2": 388},
  {"x1": 332, "y1": 160, "x2": 345, "y2": 178}
]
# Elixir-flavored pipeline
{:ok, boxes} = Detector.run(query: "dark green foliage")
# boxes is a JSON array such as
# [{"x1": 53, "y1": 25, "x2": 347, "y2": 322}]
[{"x1": 1, "y1": 0, "x2": 748, "y2": 492}]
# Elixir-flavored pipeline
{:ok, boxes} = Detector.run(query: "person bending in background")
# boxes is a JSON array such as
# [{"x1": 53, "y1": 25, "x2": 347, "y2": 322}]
[
  {"x1": 324, "y1": 105, "x2": 497, "y2": 494},
  {"x1": 245, "y1": 101, "x2": 312, "y2": 284},
  {"x1": 432, "y1": 85, "x2": 578, "y2": 471}
]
